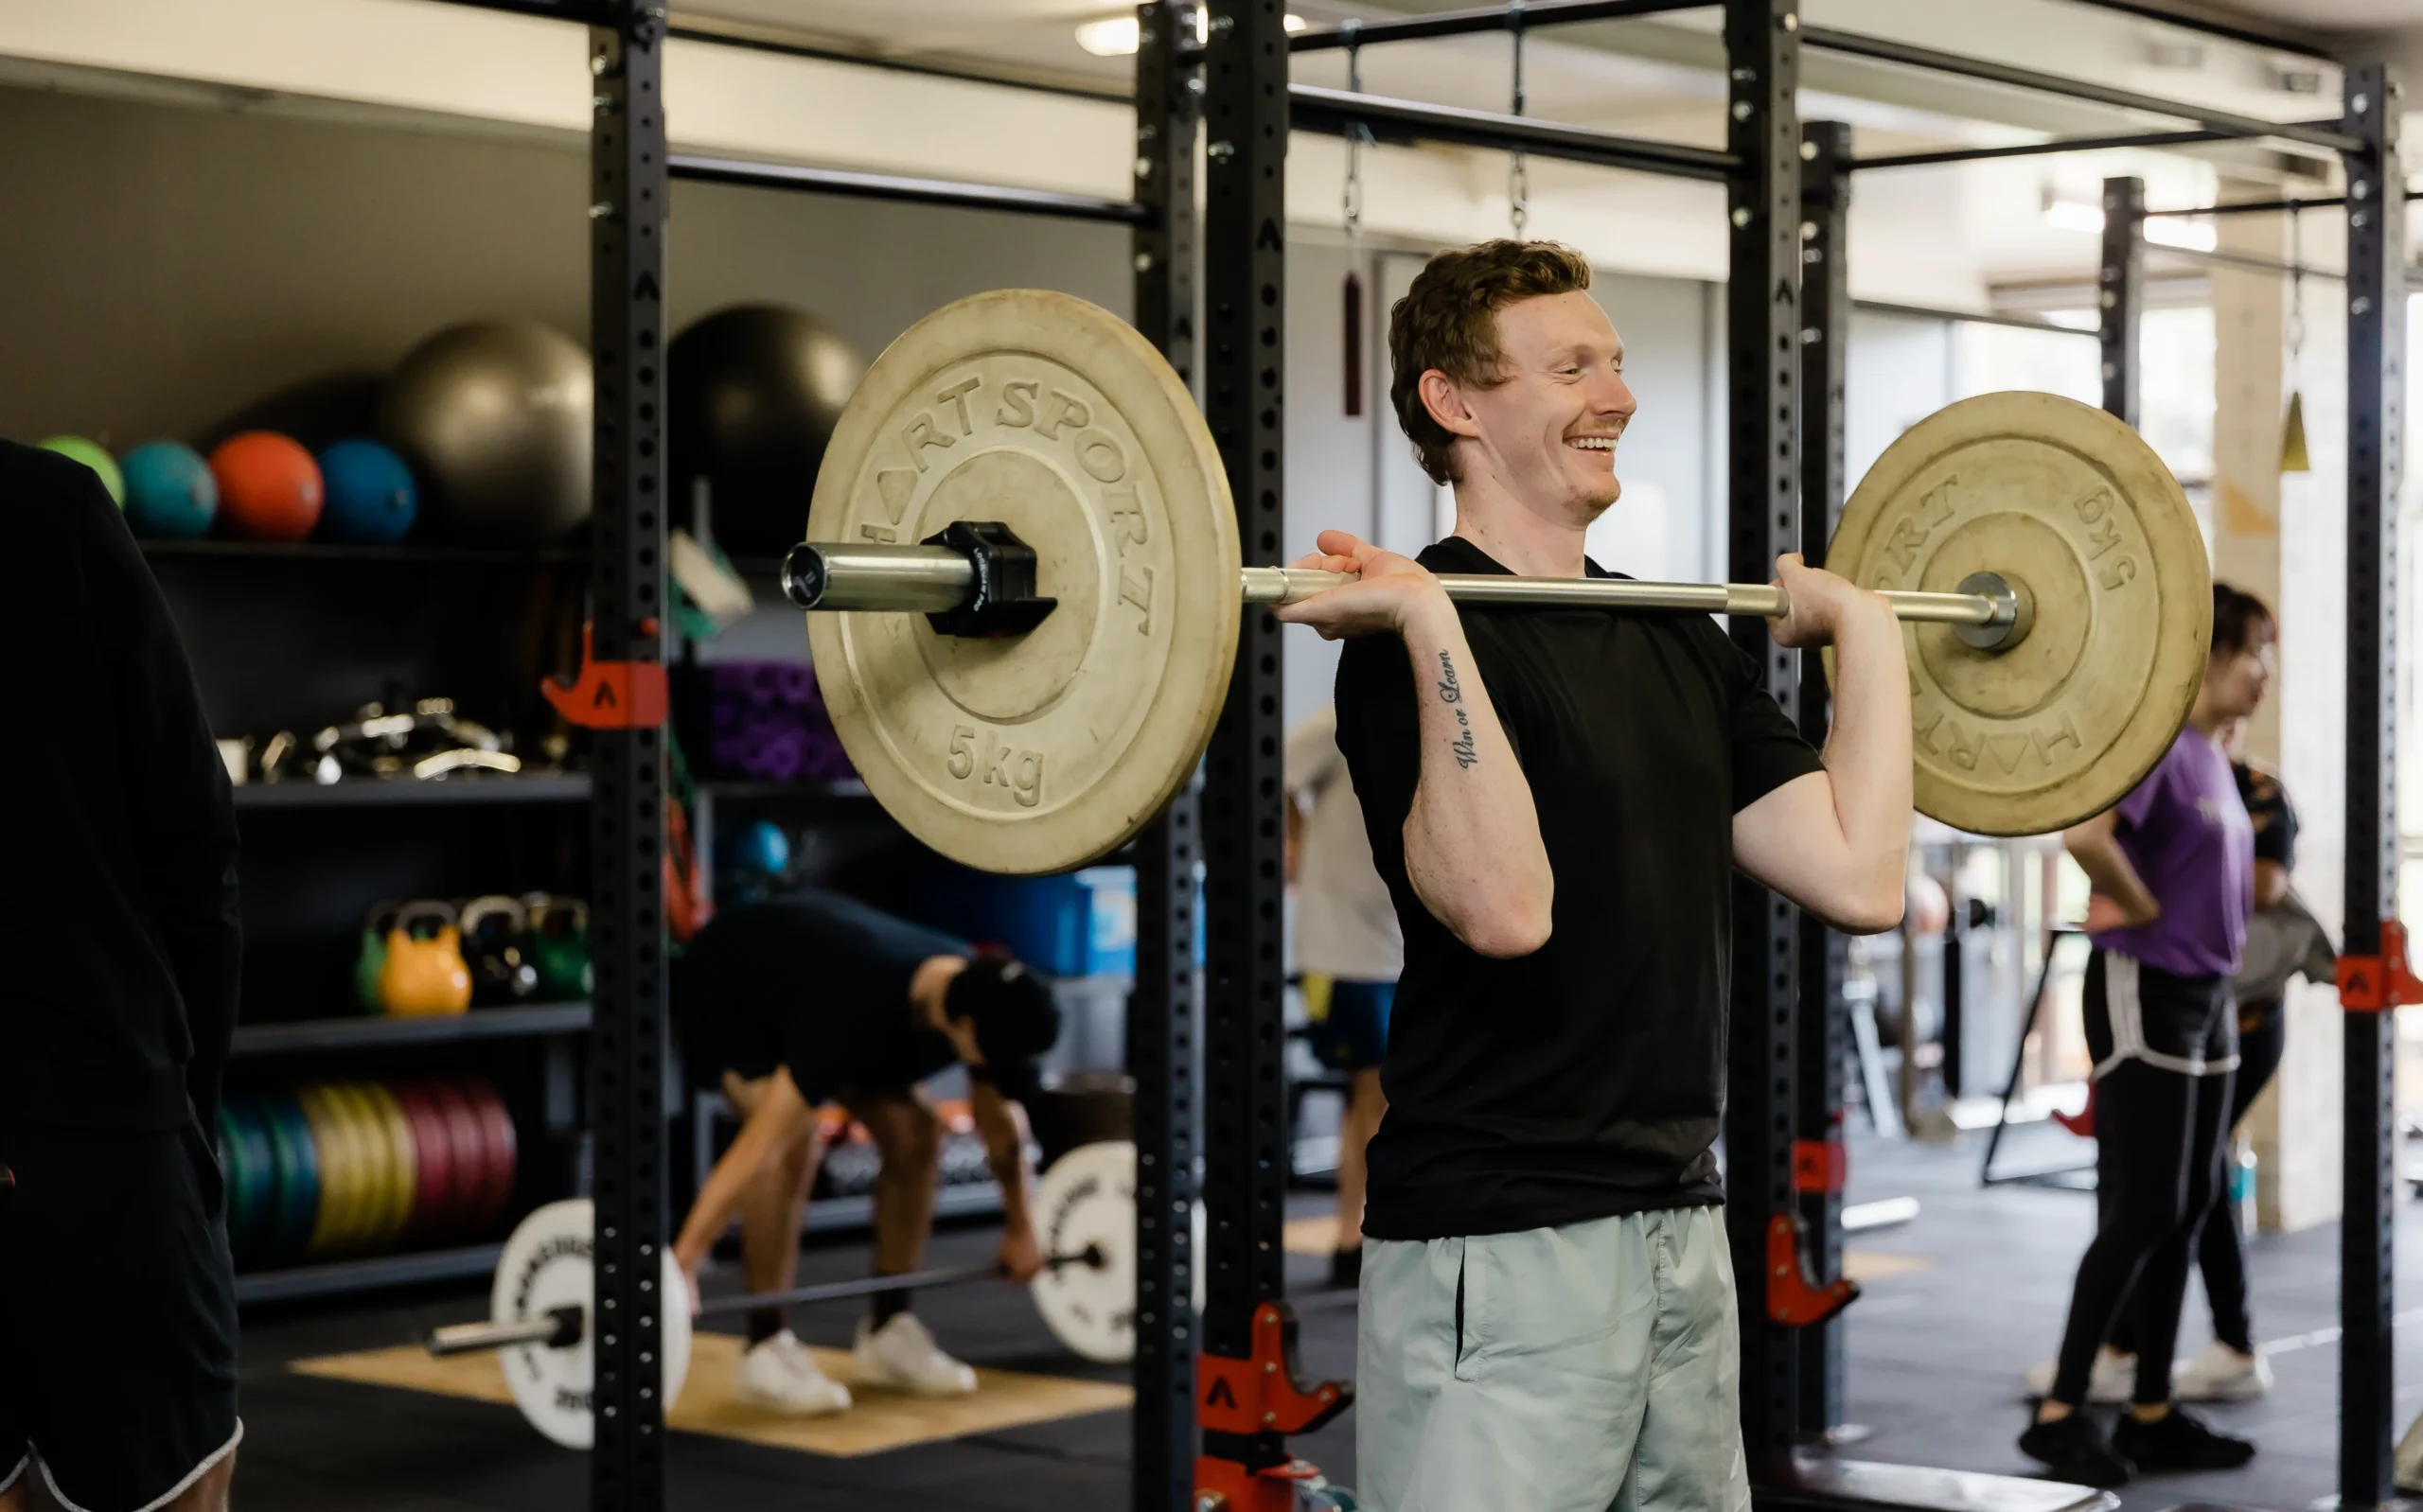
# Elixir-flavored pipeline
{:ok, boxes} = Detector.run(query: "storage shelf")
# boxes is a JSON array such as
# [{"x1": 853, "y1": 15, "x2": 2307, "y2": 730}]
[
  {"x1": 698, "y1": 778, "x2": 870, "y2": 801},
  {"x1": 143, "y1": 539, "x2": 583, "y2": 567},
  {"x1": 232, "y1": 1001, "x2": 592, "y2": 1056},
  {"x1": 234, "y1": 1241, "x2": 504, "y2": 1305},
  {"x1": 233, "y1": 774, "x2": 591, "y2": 809}
]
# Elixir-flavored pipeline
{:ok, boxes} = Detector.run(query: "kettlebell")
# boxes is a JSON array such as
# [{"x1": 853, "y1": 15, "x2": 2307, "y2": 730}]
[
  {"x1": 377, "y1": 901, "x2": 473, "y2": 1016},
  {"x1": 353, "y1": 899, "x2": 404, "y2": 1013},
  {"x1": 461, "y1": 895, "x2": 539, "y2": 1008},
  {"x1": 525, "y1": 894, "x2": 592, "y2": 1001}
]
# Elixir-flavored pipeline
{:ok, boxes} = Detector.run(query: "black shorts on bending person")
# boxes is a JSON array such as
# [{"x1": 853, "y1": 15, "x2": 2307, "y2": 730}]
[{"x1": 0, "y1": 1121, "x2": 241, "y2": 1512}]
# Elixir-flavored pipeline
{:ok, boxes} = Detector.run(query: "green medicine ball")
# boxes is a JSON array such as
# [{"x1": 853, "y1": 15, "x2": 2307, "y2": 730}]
[{"x1": 38, "y1": 435, "x2": 126, "y2": 507}]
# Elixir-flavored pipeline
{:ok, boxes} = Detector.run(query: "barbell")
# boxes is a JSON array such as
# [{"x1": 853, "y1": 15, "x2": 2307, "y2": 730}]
[
  {"x1": 782, "y1": 289, "x2": 2209, "y2": 875},
  {"x1": 422, "y1": 1140, "x2": 1190, "y2": 1449}
]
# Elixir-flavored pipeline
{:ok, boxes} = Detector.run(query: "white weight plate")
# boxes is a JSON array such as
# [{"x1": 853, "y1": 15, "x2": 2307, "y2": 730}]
[
  {"x1": 491, "y1": 1198, "x2": 694, "y2": 1450},
  {"x1": 1031, "y1": 1140, "x2": 1203, "y2": 1364}
]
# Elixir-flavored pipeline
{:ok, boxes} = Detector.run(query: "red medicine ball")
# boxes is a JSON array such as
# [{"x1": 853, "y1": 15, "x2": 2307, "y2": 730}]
[{"x1": 210, "y1": 431, "x2": 324, "y2": 542}]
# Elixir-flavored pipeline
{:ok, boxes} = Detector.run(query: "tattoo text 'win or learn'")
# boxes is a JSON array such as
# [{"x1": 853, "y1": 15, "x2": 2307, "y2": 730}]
[{"x1": 1437, "y1": 652, "x2": 1478, "y2": 769}]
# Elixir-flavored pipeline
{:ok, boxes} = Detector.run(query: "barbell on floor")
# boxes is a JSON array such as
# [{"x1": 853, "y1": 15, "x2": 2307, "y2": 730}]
[
  {"x1": 787, "y1": 289, "x2": 2209, "y2": 876},
  {"x1": 423, "y1": 1141, "x2": 1190, "y2": 1450},
  {"x1": 426, "y1": 1246, "x2": 1107, "y2": 1358}
]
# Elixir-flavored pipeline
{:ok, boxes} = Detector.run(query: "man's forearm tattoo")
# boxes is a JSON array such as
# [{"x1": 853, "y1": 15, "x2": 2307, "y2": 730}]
[{"x1": 1437, "y1": 651, "x2": 1478, "y2": 769}]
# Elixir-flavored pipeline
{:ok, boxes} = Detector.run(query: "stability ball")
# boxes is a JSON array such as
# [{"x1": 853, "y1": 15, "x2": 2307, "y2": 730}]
[
  {"x1": 669, "y1": 305, "x2": 863, "y2": 559},
  {"x1": 316, "y1": 438, "x2": 418, "y2": 544},
  {"x1": 378, "y1": 320, "x2": 591, "y2": 548},
  {"x1": 121, "y1": 441, "x2": 219, "y2": 538},
  {"x1": 211, "y1": 432, "x2": 324, "y2": 542},
  {"x1": 39, "y1": 436, "x2": 124, "y2": 507}
]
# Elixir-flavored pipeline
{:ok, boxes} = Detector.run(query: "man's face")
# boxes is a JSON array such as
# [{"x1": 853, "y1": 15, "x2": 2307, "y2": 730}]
[{"x1": 1454, "y1": 290, "x2": 1636, "y2": 524}]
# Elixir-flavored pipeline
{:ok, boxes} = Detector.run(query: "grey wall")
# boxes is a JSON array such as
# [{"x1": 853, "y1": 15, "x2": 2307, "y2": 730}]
[{"x1": 0, "y1": 86, "x2": 1130, "y2": 447}]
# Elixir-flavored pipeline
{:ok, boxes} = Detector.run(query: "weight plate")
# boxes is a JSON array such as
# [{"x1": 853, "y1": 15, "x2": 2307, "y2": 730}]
[
  {"x1": 491, "y1": 1198, "x2": 694, "y2": 1450},
  {"x1": 295, "y1": 1085, "x2": 359, "y2": 1256},
  {"x1": 805, "y1": 290, "x2": 1242, "y2": 876},
  {"x1": 217, "y1": 1101, "x2": 275, "y2": 1268},
  {"x1": 329, "y1": 1083, "x2": 395, "y2": 1250},
  {"x1": 358, "y1": 1082, "x2": 420, "y2": 1246},
  {"x1": 390, "y1": 1081, "x2": 456, "y2": 1243},
  {"x1": 1827, "y1": 392, "x2": 2209, "y2": 836},
  {"x1": 425, "y1": 1081, "x2": 491, "y2": 1241},
  {"x1": 1030, "y1": 1139, "x2": 1202, "y2": 1363},
  {"x1": 458, "y1": 1077, "x2": 520, "y2": 1233},
  {"x1": 257, "y1": 1091, "x2": 321, "y2": 1267},
  {"x1": 233, "y1": 1099, "x2": 281, "y2": 1266}
]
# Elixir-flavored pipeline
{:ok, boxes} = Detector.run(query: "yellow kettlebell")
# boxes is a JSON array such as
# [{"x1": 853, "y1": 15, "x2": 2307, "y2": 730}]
[{"x1": 378, "y1": 901, "x2": 472, "y2": 1016}]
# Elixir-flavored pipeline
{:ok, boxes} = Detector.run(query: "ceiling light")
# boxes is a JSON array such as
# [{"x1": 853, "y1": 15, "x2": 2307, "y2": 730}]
[
  {"x1": 1075, "y1": 16, "x2": 1141, "y2": 55},
  {"x1": 2043, "y1": 199, "x2": 2104, "y2": 236},
  {"x1": 2042, "y1": 198, "x2": 2218, "y2": 253},
  {"x1": 1076, "y1": 11, "x2": 1302, "y2": 57}
]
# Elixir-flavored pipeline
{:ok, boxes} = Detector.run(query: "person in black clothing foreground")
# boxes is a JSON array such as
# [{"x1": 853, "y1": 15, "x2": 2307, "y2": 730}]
[
  {"x1": 1283, "y1": 241, "x2": 1913, "y2": 1512},
  {"x1": 0, "y1": 441, "x2": 243, "y2": 1512},
  {"x1": 667, "y1": 891, "x2": 1061, "y2": 1416}
]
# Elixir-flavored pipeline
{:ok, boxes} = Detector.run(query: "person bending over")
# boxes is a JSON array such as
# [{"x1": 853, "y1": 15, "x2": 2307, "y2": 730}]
[
  {"x1": 669, "y1": 889, "x2": 1060, "y2": 1415},
  {"x1": 1284, "y1": 703, "x2": 1405, "y2": 1290},
  {"x1": 2020, "y1": 585, "x2": 2275, "y2": 1486},
  {"x1": 2, "y1": 442, "x2": 243, "y2": 1512},
  {"x1": 1281, "y1": 240, "x2": 1911, "y2": 1512}
]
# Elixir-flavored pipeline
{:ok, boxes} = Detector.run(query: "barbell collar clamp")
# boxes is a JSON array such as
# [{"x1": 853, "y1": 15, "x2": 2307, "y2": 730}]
[{"x1": 785, "y1": 532, "x2": 2023, "y2": 642}]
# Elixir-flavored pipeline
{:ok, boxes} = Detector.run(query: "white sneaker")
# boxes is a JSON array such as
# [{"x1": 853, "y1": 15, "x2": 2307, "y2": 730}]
[
  {"x1": 2023, "y1": 1348, "x2": 2135, "y2": 1404},
  {"x1": 734, "y1": 1329, "x2": 853, "y2": 1416},
  {"x1": 853, "y1": 1312, "x2": 978, "y2": 1397},
  {"x1": 2174, "y1": 1340, "x2": 2273, "y2": 1402}
]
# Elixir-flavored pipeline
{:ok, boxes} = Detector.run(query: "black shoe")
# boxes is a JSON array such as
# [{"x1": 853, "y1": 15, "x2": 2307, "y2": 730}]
[
  {"x1": 1328, "y1": 1245, "x2": 1362, "y2": 1290},
  {"x1": 2019, "y1": 1412, "x2": 2132, "y2": 1487},
  {"x1": 2112, "y1": 1404, "x2": 2257, "y2": 1471}
]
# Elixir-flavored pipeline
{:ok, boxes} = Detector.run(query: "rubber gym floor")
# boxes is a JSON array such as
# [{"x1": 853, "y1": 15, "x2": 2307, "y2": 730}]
[{"x1": 72, "y1": 1132, "x2": 2423, "y2": 1512}]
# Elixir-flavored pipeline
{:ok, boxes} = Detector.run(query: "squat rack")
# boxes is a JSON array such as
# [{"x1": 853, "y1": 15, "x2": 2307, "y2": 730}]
[
  {"x1": 421, "y1": 1, "x2": 2405, "y2": 1509},
  {"x1": 410, "y1": 3, "x2": 1202, "y2": 1507},
  {"x1": 1280, "y1": 5, "x2": 2405, "y2": 1512}
]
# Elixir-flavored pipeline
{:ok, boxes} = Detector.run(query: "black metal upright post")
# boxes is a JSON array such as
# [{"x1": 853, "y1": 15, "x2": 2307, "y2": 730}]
[
  {"x1": 1722, "y1": 0, "x2": 1802, "y2": 1481},
  {"x1": 1199, "y1": 0, "x2": 1292, "y2": 1485},
  {"x1": 586, "y1": 3, "x2": 670, "y2": 1510},
  {"x1": 2097, "y1": 176, "x2": 2145, "y2": 426},
  {"x1": 1793, "y1": 117, "x2": 1851, "y2": 1450},
  {"x1": 2340, "y1": 62, "x2": 2407, "y2": 1512},
  {"x1": 1130, "y1": 6, "x2": 1203, "y2": 1509}
]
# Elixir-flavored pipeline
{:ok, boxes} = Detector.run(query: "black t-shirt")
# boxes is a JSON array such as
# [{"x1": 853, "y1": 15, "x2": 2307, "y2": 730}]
[
  {"x1": 1335, "y1": 536, "x2": 1825, "y2": 1240},
  {"x1": 673, "y1": 891, "x2": 964, "y2": 1102},
  {"x1": 2236, "y1": 762, "x2": 2295, "y2": 869},
  {"x1": 2, "y1": 442, "x2": 241, "y2": 1134}
]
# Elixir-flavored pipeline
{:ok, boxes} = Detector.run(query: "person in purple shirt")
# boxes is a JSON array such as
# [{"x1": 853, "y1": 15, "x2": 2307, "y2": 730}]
[{"x1": 2020, "y1": 584, "x2": 2273, "y2": 1487}]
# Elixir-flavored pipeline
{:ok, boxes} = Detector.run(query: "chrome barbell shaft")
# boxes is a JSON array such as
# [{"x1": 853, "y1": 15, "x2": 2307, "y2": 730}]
[
  {"x1": 784, "y1": 541, "x2": 2019, "y2": 634},
  {"x1": 424, "y1": 1248, "x2": 1106, "y2": 1358}
]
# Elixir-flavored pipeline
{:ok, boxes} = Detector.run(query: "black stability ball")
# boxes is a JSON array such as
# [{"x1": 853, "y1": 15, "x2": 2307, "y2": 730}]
[{"x1": 669, "y1": 304, "x2": 864, "y2": 559}]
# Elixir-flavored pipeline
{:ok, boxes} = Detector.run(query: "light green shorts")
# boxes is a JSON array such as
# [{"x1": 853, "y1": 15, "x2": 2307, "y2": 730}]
[{"x1": 1355, "y1": 1205, "x2": 1751, "y2": 1512}]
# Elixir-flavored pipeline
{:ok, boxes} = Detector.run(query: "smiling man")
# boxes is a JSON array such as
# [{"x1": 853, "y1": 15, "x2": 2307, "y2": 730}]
[{"x1": 1275, "y1": 240, "x2": 1913, "y2": 1511}]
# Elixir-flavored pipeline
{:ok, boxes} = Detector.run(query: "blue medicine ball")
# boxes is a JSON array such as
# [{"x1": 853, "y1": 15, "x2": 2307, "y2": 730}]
[
  {"x1": 316, "y1": 438, "x2": 418, "y2": 544},
  {"x1": 120, "y1": 441, "x2": 218, "y2": 539},
  {"x1": 730, "y1": 820, "x2": 791, "y2": 878}
]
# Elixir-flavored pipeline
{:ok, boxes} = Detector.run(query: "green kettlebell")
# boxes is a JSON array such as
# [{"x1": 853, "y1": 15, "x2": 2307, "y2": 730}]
[
  {"x1": 354, "y1": 900, "x2": 404, "y2": 1013},
  {"x1": 525, "y1": 894, "x2": 593, "y2": 1001}
]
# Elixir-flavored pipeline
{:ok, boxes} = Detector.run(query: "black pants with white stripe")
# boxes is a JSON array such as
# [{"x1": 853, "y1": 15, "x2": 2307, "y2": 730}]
[{"x1": 2048, "y1": 949, "x2": 2237, "y2": 1408}]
